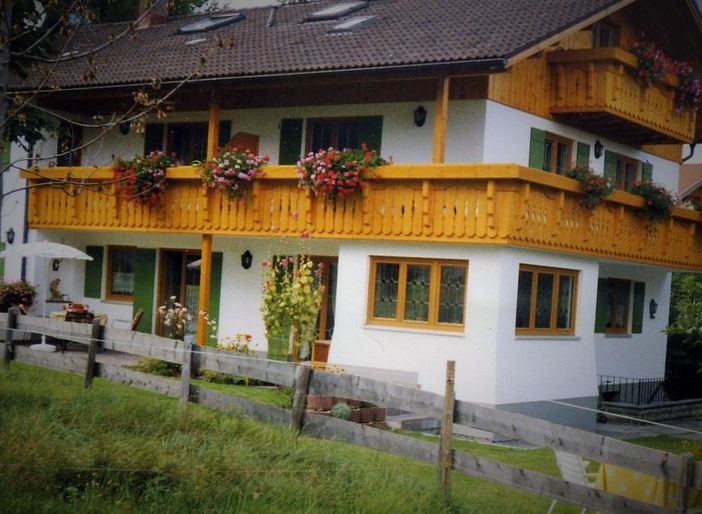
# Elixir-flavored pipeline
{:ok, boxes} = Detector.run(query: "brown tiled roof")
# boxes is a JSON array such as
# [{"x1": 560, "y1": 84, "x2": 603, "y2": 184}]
[
  {"x1": 17, "y1": 0, "x2": 625, "y2": 91},
  {"x1": 680, "y1": 163, "x2": 702, "y2": 198}
]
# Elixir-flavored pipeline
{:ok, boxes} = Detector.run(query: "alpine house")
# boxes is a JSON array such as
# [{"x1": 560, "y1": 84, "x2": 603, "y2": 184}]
[{"x1": 3, "y1": 0, "x2": 702, "y2": 428}]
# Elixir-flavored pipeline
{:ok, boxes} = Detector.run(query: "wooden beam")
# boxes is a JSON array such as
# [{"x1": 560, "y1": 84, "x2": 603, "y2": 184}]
[
  {"x1": 432, "y1": 77, "x2": 450, "y2": 164},
  {"x1": 206, "y1": 96, "x2": 220, "y2": 159},
  {"x1": 438, "y1": 360, "x2": 455, "y2": 504},
  {"x1": 196, "y1": 234, "x2": 213, "y2": 345}
]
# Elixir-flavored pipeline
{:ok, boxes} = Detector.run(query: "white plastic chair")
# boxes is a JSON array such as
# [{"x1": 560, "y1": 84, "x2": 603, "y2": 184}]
[{"x1": 547, "y1": 451, "x2": 598, "y2": 514}]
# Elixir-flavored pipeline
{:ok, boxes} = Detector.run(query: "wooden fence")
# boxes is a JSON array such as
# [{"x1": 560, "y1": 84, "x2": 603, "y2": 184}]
[{"x1": 1, "y1": 309, "x2": 698, "y2": 514}]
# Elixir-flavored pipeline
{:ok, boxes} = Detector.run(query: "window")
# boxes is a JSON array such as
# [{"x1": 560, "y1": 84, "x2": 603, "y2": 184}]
[
  {"x1": 167, "y1": 123, "x2": 208, "y2": 164},
  {"x1": 604, "y1": 151, "x2": 643, "y2": 192},
  {"x1": 368, "y1": 257, "x2": 467, "y2": 331},
  {"x1": 106, "y1": 246, "x2": 136, "y2": 301},
  {"x1": 592, "y1": 22, "x2": 620, "y2": 48},
  {"x1": 515, "y1": 265, "x2": 578, "y2": 336},
  {"x1": 543, "y1": 133, "x2": 572, "y2": 175},
  {"x1": 595, "y1": 278, "x2": 645, "y2": 334},
  {"x1": 56, "y1": 121, "x2": 83, "y2": 167},
  {"x1": 305, "y1": 116, "x2": 383, "y2": 153}
]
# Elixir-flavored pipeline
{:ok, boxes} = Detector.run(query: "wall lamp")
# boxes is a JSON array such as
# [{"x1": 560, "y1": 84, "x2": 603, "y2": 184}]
[
  {"x1": 649, "y1": 298, "x2": 658, "y2": 319},
  {"x1": 52, "y1": 259, "x2": 62, "y2": 271},
  {"x1": 241, "y1": 250, "x2": 253, "y2": 270},
  {"x1": 118, "y1": 121, "x2": 130, "y2": 136},
  {"x1": 594, "y1": 140, "x2": 604, "y2": 159},
  {"x1": 414, "y1": 105, "x2": 427, "y2": 127},
  {"x1": 5, "y1": 227, "x2": 15, "y2": 245}
]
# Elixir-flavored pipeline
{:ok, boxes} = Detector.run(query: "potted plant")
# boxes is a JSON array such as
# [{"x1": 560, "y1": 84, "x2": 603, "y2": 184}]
[
  {"x1": 565, "y1": 166, "x2": 613, "y2": 209},
  {"x1": 629, "y1": 181, "x2": 675, "y2": 224},
  {"x1": 296, "y1": 144, "x2": 389, "y2": 202},
  {"x1": 198, "y1": 145, "x2": 268, "y2": 199},
  {"x1": 0, "y1": 280, "x2": 37, "y2": 313},
  {"x1": 113, "y1": 150, "x2": 177, "y2": 206}
]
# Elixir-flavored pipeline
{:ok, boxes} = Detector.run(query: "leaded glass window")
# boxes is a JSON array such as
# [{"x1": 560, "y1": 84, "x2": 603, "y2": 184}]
[
  {"x1": 515, "y1": 265, "x2": 578, "y2": 335},
  {"x1": 369, "y1": 257, "x2": 467, "y2": 331}
]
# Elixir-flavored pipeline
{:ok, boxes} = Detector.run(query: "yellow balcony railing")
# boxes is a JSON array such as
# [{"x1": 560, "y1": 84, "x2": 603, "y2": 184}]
[
  {"x1": 22, "y1": 164, "x2": 702, "y2": 271},
  {"x1": 547, "y1": 48, "x2": 696, "y2": 144}
]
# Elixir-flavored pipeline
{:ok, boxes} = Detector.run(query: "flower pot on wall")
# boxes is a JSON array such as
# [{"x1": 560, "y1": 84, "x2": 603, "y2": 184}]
[{"x1": 312, "y1": 340, "x2": 330, "y2": 368}]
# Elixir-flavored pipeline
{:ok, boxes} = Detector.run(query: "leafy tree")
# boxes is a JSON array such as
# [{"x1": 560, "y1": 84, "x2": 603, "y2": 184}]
[{"x1": 666, "y1": 273, "x2": 702, "y2": 394}]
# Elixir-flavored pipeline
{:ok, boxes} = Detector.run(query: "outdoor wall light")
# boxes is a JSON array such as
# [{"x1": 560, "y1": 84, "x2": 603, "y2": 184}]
[
  {"x1": 5, "y1": 227, "x2": 14, "y2": 245},
  {"x1": 649, "y1": 298, "x2": 658, "y2": 319},
  {"x1": 241, "y1": 250, "x2": 253, "y2": 270},
  {"x1": 52, "y1": 259, "x2": 62, "y2": 271},
  {"x1": 414, "y1": 105, "x2": 427, "y2": 127},
  {"x1": 594, "y1": 140, "x2": 604, "y2": 159}
]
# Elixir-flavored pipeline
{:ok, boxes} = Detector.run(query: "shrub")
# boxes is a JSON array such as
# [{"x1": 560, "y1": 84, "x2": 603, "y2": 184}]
[
  {"x1": 0, "y1": 280, "x2": 37, "y2": 313},
  {"x1": 330, "y1": 402, "x2": 351, "y2": 420},
  {"x1": 131, "y1": 358, "x2": 181, "y2": 377}
]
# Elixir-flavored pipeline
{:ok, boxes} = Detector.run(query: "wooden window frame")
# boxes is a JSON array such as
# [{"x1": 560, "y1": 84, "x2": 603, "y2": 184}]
[
  {"x1": 166, "y1": 122, "x2": 208, "y2": 164},
  {"x1": 105, "y1": 245, "x2": 136, "y2": 302},
  {"x1": 305, "y1": 117, "x2": 363, "y2": 153},
  {"x1": 605, "y1": 278, "x2": 631, "y2": 334},
  {"x1": 312, "y1": 255, "x2": 338, "y2": 342},
  {"x1": 613, "y1": 154, "x2": 640, "y2": 191},
  {"x1": 592, "y1": 21, "x2": 620, "y2": 49},
  {"x1": 515, "y1": 264, "x2": 578, "y2": 336},
  {"x1": 543, "y1": 133, "x2": 573, "y2": 175},
  {"x1": 367, "y1": 257, "x2": 468, "y2": 332}
]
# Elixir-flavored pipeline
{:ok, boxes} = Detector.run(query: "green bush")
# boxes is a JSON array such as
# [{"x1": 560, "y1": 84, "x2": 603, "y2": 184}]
[
  {"x1": 330, "y1": 402, "x2": 351, "y2": 420},
  {"x1": 130, "y1": 358, "x2": 181, "y2": 377}
]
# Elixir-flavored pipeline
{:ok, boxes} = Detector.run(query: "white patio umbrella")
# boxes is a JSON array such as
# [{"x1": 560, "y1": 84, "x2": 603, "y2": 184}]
[{"x1": 0, "y1": 242, "x2": 93, "y2": 352}]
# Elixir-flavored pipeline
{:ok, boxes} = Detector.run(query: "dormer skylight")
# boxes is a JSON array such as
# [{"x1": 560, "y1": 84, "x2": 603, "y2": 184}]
[
  {"x1": 329, "y1": 15, "x2": 375, "y2": 33},
  {"x1": 305, "y1": 2, "x2": 369, "y2": 22},
  {"x1": 178, "y1": 13, "x2": 244, "y2": 34}
]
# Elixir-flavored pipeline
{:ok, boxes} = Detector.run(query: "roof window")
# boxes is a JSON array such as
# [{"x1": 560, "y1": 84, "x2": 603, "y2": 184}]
[
  {"x1": 305, "y1": 2, "x2": 368, "y2": 22},
  {"x1": 178, "y1": 13, "x2": 244, "y2": 34},
  {"x1": 328, "y1": 15, "x2": 375, "y2": 33}
]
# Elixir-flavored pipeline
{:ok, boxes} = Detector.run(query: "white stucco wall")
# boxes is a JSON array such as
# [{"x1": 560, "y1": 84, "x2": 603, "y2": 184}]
[
  {"x1": 482, "y1": 101, "x2": 681, "y2": 192},
  {"x1": 594, "y1": 263, "x2": 671, "y2": 379},
  {"x1": 79, "y1": 100, "x2": 486, "y2": 167}
]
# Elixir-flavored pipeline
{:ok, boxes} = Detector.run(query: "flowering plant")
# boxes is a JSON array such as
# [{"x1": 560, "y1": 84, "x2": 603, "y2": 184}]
[
  {"x1": 630, "y1": 40, "x2": 673, "y2": 85},
  {"x1": 198, "y1": 145, "x2": 269, "y2": 199},
  {"x1": 216, "y1": 333, "x2": 256, "y2": 356},
  {"x1": 158, "y1": 296, "x2": 192, "y2": 339},
  {"x1": 113, "y1": 150, "x2": 177, "y2": 206},
  {"x1": 629, "y1": 181, "x2": 675, "y2": 224},
  {"x1": 261, "y1": 255, "x2": 324, "y2": 361},
  {"x1": 296, "y1": 145, "x2": 389, "y2": 201},
  {"x1": 565, "y1": 166, "x2": 613, "y2": 209},
  {"x1": 0, "y1": 280, "x2": 37, "y2": 313},
  {"x1": 674, "y1": 61, "x2": 702, "y2": 112}
]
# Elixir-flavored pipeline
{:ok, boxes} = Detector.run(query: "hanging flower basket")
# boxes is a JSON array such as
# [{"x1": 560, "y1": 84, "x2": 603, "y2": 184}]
[
  {"x1": 564, "y1": 166, "x2": 613, "y2": 209},
  {"x1": 296, "y1": 145, "x2": 389, "y2": 202},
  {"x1": 113, "y1": 150, "x2": 177, "y2": 206},
  {"x1": 198, "y1": 145, "x2": 269, "y2": 199}
]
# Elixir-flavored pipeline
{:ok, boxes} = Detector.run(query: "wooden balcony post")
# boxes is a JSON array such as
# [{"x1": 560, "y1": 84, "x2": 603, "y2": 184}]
[
  {"x1": 432, "y1": 76, "x2": 450, "y2": 164},
  {"x1": 206, "y1": 95, "x2": 220, "y2": 160},
  {"x1": 196, "y1": 233, "x2": 213, "y2": 345}
]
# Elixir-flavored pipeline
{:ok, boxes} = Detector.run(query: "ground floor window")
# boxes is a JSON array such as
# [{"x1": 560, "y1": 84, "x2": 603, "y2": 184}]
[
  {"x1": 106, "y1": 246, "x2": 135, "y2": 301},
  {"x1": 515, "y1": 265, "x2": 578, "y2": 336},
  {"x1": 595, "y1": 278, "x2": 646, "y2": 334},
  {"x1": 368, "y1": 257, "x2": 467, "y2": 331}
]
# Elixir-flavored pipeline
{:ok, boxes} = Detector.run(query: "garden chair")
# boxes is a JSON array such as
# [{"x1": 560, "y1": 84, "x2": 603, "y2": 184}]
[{"x1": 547, "y1": 451, "x2": 598, "y2": 514}]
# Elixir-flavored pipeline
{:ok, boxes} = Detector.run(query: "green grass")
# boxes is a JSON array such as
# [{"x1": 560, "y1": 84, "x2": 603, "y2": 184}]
[
  {"x1": 0, "y1": 363, "x2": 643, "y2": 513},
  {"x1": 190, "y1": 378, "x2": 294, "y2": 409}
]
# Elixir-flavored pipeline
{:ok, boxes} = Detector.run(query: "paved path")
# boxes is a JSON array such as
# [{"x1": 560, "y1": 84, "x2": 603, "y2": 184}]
[{"x1": 596, "y1": 417, "x2": 702, "y2": 440}]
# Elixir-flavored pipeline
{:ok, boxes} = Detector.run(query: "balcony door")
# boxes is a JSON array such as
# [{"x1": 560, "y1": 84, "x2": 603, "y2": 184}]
[{"x1": 159, "y1": 249, "x2": 201, "y2": 338}]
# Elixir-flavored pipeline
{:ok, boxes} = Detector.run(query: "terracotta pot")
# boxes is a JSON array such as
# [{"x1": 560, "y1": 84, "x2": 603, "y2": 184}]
[
  {"x1": 307, "y1": 395, "x2": 333, "y2": 411},
  {"x1": 349, "y1": 409, "x2": 362, "y2": 423},
  {"x1": 312, "y1": 340, "x2": 330, "y2": 364},
  {"x1": 373, "y1": 407, "x2": 386, "y2": 422},
  {"x1": 359, "y1": 407, "x2": 374, "y2": 423}
]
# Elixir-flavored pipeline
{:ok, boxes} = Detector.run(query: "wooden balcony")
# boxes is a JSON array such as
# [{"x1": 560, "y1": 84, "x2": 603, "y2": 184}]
[
  {"x1": 547, "y1": 48, "x2": 697, "y2": 145},
  {"x1": 22, "y1": 164, "x2": 702, "y2": 271}
]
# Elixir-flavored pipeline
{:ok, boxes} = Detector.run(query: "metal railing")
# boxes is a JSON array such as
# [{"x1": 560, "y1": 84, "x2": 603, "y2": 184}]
[{"x1": 598, "y1": 375, "x2": 665, "y2": 405}]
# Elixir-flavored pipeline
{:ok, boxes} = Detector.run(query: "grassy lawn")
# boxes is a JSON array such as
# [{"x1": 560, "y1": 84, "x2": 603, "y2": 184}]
[{"x1": 1, "y1": 363, "x2": 692, "y2": 514}]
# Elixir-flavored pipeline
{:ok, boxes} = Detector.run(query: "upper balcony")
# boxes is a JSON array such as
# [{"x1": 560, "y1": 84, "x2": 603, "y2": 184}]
[
  {"x1": 546, "y1": 48, "x2": 697, "y2": 145},
  {"x1": 22, "y1": 164, "x2": 702, "y2": 271}
]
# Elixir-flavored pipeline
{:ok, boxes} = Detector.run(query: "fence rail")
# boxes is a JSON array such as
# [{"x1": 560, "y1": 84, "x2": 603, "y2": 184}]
[{"x1": 1, "y1": 310, "x2": 697, "y2": 513}]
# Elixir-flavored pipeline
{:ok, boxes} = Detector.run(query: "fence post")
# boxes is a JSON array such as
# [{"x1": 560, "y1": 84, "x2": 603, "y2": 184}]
[
  {"x1": 180, "y1": 339, "x2": 193, "y2": 413},
  {"x1": 438, "y1": 360, "x2": 456, "y2": 505},
  {"x1": 290, "y1": 364, "x2": 312, "y2": 432},
  {"x1": 676, "y1": 452, "x2": 695, "y2": 514},
  {"x1": 3, "y1": 307, "x2": 19, "y2": 369},
  {"x1": 84, "y1": 318, "x2": 104, "y2": 389}
]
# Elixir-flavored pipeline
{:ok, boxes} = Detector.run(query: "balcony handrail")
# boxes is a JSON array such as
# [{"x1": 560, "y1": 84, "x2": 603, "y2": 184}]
[{"x1": 21, "y1": 163, "x2": 702, "y2": 223}]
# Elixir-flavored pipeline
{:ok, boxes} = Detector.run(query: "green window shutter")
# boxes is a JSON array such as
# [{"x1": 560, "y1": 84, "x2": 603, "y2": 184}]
[
  {"x1": 641, "y1": 161, "x2": 653, "y2": 183},
  {"x1": 594, "y1": 278, "x2": 610, "y2": 333},
  {"x1": 133, "y1": 248, "x2": 157, "y2": 334},
  {"x1": 528, "y1": 128, "x2": 546, "y2": 170},
  {"x1": 576, "y1": 142, "x2": 590, "y2": 168},
  {"x1": 603, "y1": 150, "x2": 616, "y2": 181},
  {"x1": 0, "y1": 241, "x2": 5, "y2": 279},
  {"x1": 357, "y1": 116, "x2": 384, "y2": 153},
  {"x1": 218, "y1": 120, "x2": 232, "y2": 149},
  {"x1": 144, "y1": 123, "x2": 165, "y2": 156},
  {"x1": 84, "y1": 246, "x2": 104, "y2": 299},
  {"x1": 206, "y1": 252, "x2": 223, "y2": 344},
  {"x1": 278, "y1": 118, "x2": 303, "y2": 165},
  {"x1": 632, "y1": 281, "x2": 646, "y2": 334}
]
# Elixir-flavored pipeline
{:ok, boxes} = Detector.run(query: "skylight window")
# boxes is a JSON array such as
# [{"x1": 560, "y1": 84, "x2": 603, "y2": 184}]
[
  {"x1": 178, "y1": 13, "x2": 244, "y2": 34},
  {"x1": 329, "y1": 15, "x2": 375, "y2": 33},
  {"x1": 305, "y1": 2, "x2": 368, "y2": 22}
]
